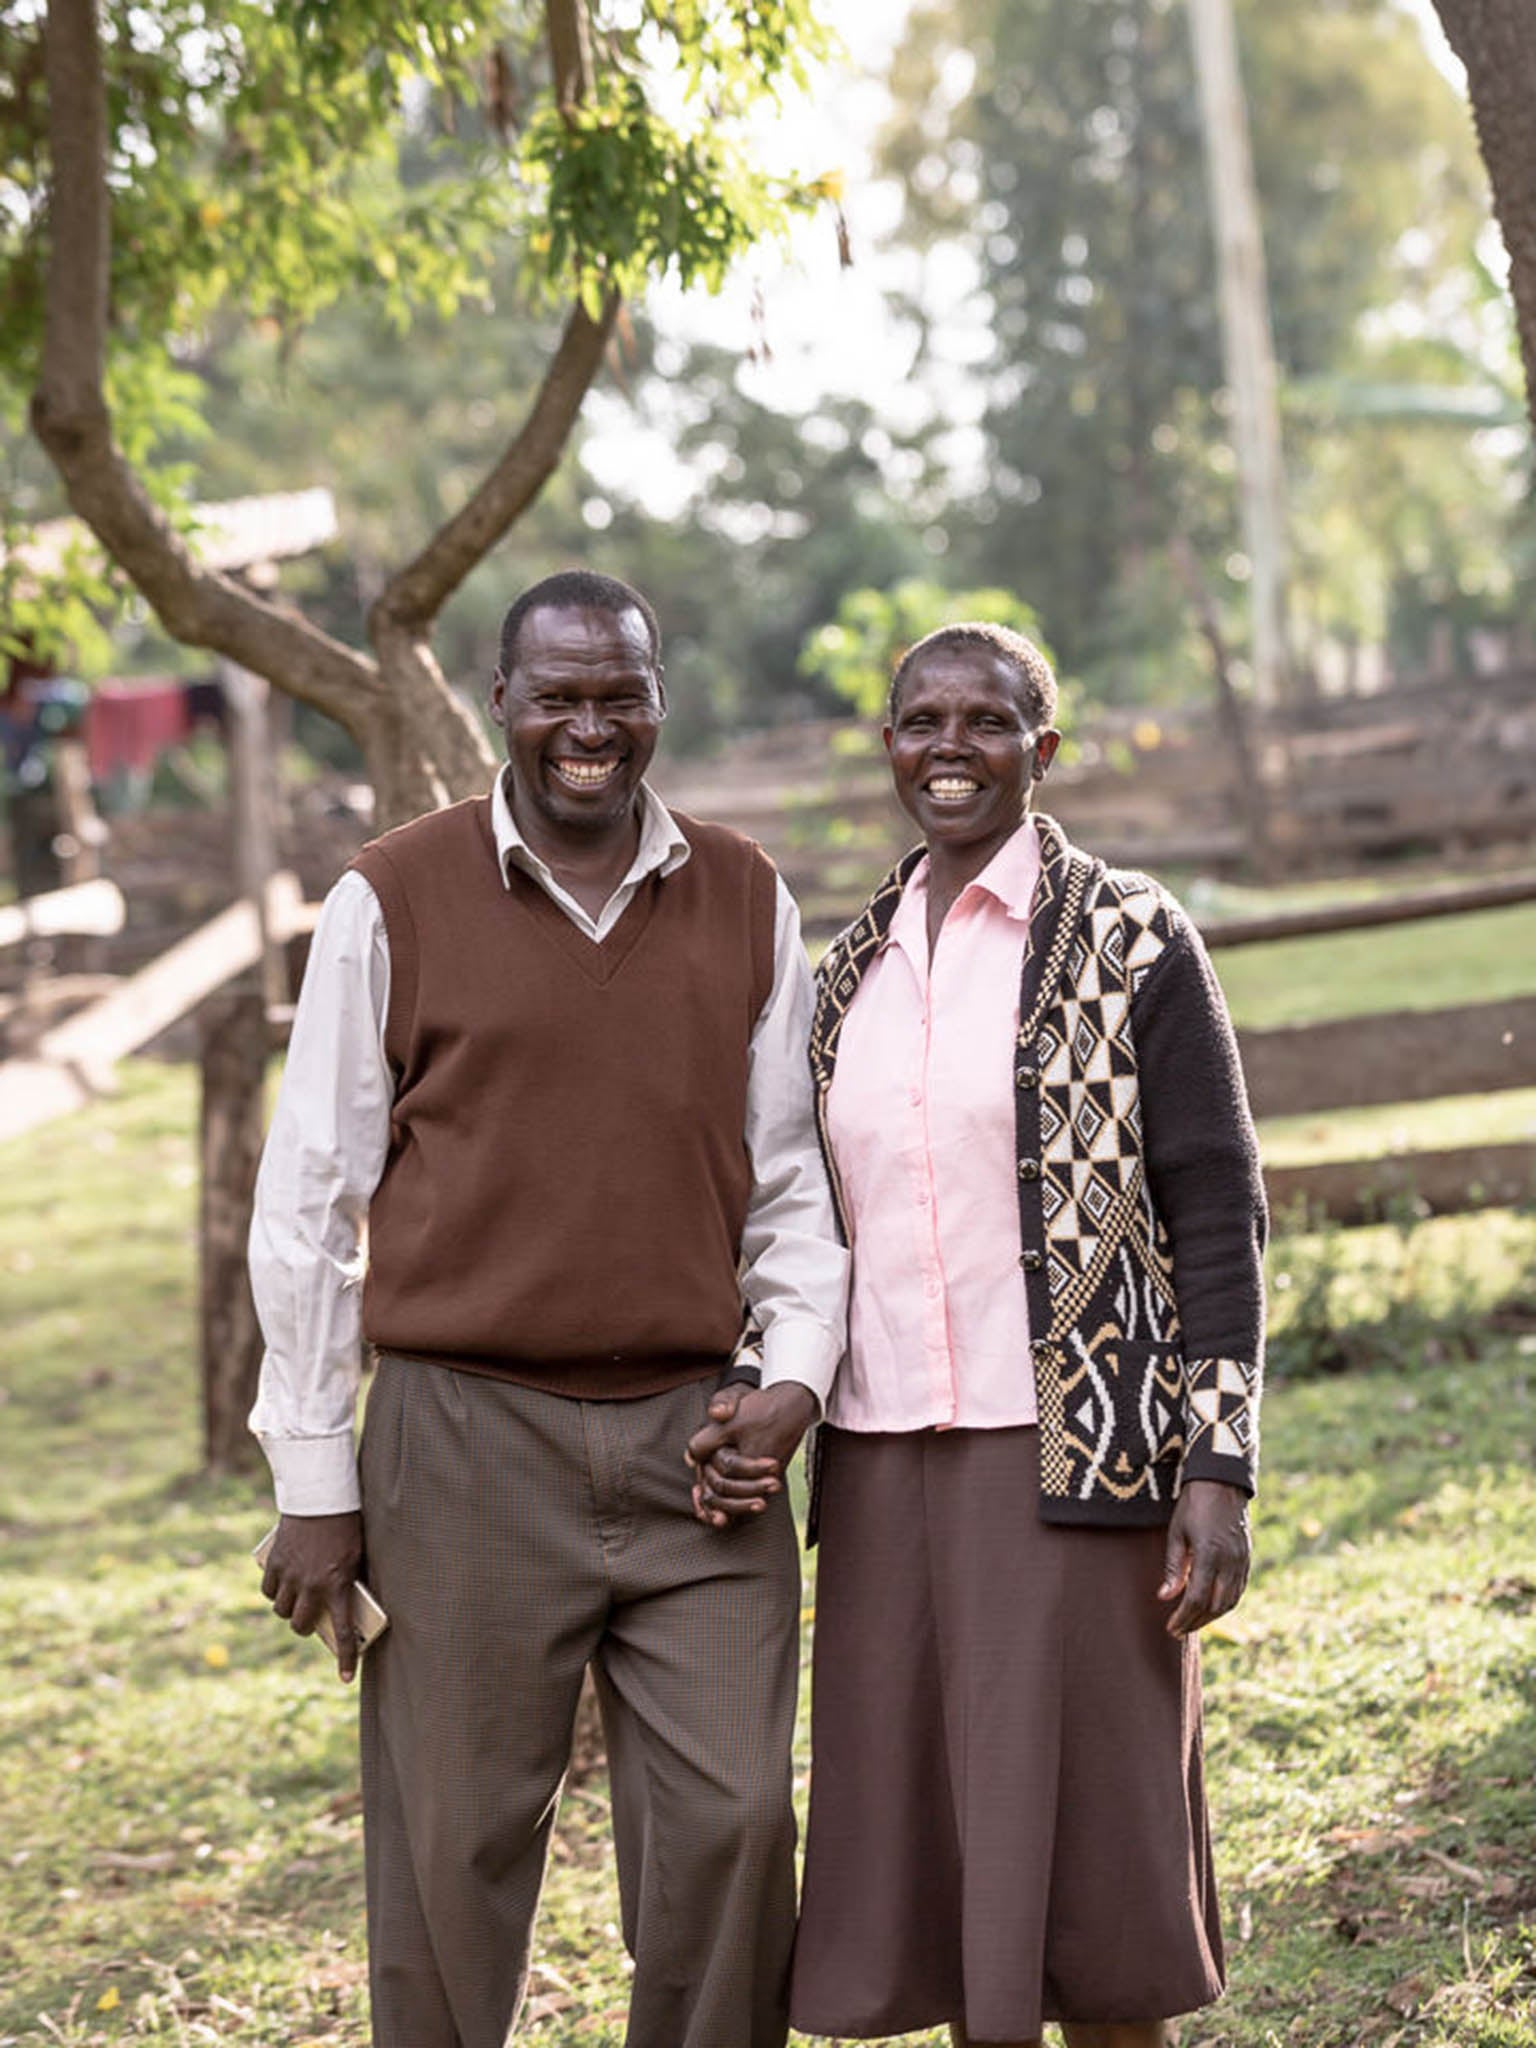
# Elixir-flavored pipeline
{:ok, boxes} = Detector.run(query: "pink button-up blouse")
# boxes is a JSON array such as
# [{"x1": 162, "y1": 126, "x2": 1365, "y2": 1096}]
[{"x1": 824, "y1": 818, "x2": 1042, "y2": 1433}]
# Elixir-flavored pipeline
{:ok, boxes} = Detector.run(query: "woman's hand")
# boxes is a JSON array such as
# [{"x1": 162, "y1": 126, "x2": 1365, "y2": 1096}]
[
  {"x1": 686, "y1": 1383, "x2": 817, "y2": 1529},
  {"x1": 1157, "y1": 1480, "x2": 1251, "y2": 1636}
]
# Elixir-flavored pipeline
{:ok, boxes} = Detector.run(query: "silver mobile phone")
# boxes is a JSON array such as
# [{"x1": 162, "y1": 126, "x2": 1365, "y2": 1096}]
[{"x1": 252, "y1": 1524, "x2": 390, "y2": 1656}]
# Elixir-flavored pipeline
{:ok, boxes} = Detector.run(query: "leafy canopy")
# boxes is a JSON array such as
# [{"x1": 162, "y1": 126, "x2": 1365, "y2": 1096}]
[
  {"x1": 0, "y1": 0, "x2": 832, "y2": 659},
  {"x1": 799, "y1": 577, "x2": 1067, "y2": 724}
]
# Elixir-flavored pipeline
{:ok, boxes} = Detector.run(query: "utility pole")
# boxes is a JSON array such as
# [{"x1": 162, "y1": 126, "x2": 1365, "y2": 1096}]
[{"x1": 1187, "y1": 0, "x2": 1292, "y2": 709}]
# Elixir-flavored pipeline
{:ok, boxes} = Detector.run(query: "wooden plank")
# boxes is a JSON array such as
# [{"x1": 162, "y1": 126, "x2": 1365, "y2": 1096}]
[
  {"x1": 1240, "y1": 996, "x2": 1536, "y2": 1117},
  {"x1": 38, "y1": 871, "x2": 302, "y2": 1075},
  {"x1": 0, "y1": 878, "x2": 125, "y2": 949},
  {"x1": 1264, "y1": 1141, "x2": 1536, "y2": 1227},
  {"x1": 0, "y1": 875, "x2": 306, "y2": 1145},
  {"x1": 1202, "y1": 869, "x2": 1536, "y2": 948}
]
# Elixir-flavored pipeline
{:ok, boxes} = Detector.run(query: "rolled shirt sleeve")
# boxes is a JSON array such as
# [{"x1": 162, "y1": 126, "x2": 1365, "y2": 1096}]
[{"x1": 247, "y1": 871, "x2": 393, "y2": 1515}]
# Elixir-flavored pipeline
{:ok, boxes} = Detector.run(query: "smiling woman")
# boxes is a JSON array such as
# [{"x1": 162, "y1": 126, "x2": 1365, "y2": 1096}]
[
  {"x1": 785, "y1": 618, "x2": 1267, "y2": 2048},
  {"x1": 882, "y1": 625, "x2": 1062, "y2": 957}
]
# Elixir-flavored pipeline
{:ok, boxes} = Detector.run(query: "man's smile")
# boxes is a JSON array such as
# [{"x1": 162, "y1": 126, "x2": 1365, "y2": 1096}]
[{"x1": 548, "y1": 756, "x2": 623, "y2": 790}]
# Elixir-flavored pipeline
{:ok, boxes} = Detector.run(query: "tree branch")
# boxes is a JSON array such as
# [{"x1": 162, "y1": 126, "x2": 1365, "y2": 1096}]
[
  {"x1": 547, "y1": 0, "x2": 594, "y2": 118},
  {"x1": 371, "y1": 292, "x2": 619, "y2": 633},
  {"x1": 30, "y1": 0, "x2": 377, "y2": 730}
]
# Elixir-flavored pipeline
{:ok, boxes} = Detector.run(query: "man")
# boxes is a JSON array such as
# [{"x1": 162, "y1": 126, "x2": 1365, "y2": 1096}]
[{"x1": 250, "y1": 569, "x2": 847, "y2": 2048}]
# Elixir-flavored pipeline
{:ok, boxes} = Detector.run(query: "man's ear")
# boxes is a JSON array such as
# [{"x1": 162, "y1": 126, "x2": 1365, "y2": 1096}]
[
  {"x1": 1033, "y1": 728, "x2": 1063, "y2": 780},
  {"x1": 654, "y1": 669, "x2": 668, "y2": 718},
  {"x1": 488, "y1": 668, "x2": 507, "y2": 728}
]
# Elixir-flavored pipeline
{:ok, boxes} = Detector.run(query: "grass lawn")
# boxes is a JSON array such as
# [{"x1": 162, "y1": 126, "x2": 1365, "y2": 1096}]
[
  {"x1": 3, "y1": 1037, "x2": 1535, "y2": 2044},
  {"x1": 1211, "y1": 902, "x2": 1536, "y2": 1034}
]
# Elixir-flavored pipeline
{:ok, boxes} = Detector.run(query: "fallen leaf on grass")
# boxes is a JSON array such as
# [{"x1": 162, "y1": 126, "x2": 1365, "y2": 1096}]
[
  {"x1": 95, "y1": 1989, "x2": 118, "y2": 2013},
  {"x1": 92, "y1": 1850, "x2": 177, "y2": 1872},
  {"x1": 1384, "y1": 1972, "x2": 1430, "y2": 2018},
  {"x1": 1420, "y1": 1845, "x2": 1489, "y2": 1886},
  {"x1": 1394, "y1": 1874, "x2": 1453, "y2": 1900},
  {"x1": 1323, "y1": 1824, "x2": 1427, "y2": 1855},
  {"x1": 523, "y1": 1993, "x2": 576, "y2": 2022},
  {"x1": 1482, "y1": 1574, "x2": 1536, "y2": 1611},
  {"x1": 202, "y1": 1643, "x2": 230, "y2": 1669}
]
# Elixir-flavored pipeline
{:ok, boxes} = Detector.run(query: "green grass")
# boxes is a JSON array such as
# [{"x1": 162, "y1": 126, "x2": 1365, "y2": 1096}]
[
  {"x1": 1212, "y1": 903, "x2": 1536, "y2": 1033},
  {"x1": 4, "y1": 1062, "x2": 1536, "y2": 2046},
  {"x1": 1258, "y1": 1088, "x2": 1536, "y2": 1169}
]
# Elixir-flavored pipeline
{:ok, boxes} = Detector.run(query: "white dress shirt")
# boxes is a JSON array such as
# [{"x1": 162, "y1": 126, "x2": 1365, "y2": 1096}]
[{"x1": 249, "y1": 773, "x2": 849, "y2": 1514}]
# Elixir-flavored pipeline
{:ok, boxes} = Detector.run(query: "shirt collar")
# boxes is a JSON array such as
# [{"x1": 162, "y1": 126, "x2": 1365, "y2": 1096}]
[
  {"x1": 490, "y1": 766, "x2": 691, "y2": 894},
  {"x1": 885, "y1": 815, "x2": 1042, "y2": 957}
]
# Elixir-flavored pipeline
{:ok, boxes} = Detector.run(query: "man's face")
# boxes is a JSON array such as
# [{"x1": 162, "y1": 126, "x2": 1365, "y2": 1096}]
[
  {"x1": 884, "y1": 646, "x2": 1060, "y2": 861},
  {"x1": 490, "y1": 604, "x2": 666, "y2": 848}
]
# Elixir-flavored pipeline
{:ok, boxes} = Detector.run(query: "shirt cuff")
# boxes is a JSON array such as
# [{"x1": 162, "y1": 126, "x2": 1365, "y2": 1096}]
[
  {"x1": 759, "y1": 1319, "x2": 843, "y2": 1414},
  {"x1": 258, "y1": 1431, "x2": 362, "y2": 1516}
]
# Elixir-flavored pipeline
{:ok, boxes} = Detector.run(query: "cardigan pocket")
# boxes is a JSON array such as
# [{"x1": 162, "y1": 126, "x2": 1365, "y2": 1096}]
[{"x1": 1041, "y1": 1333, "x2": 1186, "y2": 1506}]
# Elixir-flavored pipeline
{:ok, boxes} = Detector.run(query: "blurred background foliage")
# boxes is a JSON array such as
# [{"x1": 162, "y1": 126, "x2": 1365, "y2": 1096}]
[{"x1": 2, "y1": 0, "x2": 1529, "y2": 752}]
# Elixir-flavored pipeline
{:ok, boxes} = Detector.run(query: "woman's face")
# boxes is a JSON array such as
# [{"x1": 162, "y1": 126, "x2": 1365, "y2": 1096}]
[{"x1": 884, "y1": 647, "x2": 1058, "y2": 864}]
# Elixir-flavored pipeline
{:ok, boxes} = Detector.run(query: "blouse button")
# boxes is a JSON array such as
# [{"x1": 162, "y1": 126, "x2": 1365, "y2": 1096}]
[
  {"x1": 1020, "y1": 1249, "x2": 1044, "y2": 1273},
  {"x1": 1017, "y1": 1158, "x2": 1041, "y2": 1181},
  {"x1": 1016, "y1": 1065, "x2": 1039, "y2": 1089}
]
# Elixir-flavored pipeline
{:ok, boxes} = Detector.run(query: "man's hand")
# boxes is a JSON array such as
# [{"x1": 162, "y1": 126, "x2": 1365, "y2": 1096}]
[
  {"x1": 1158, "y1": 1480, "x2": 1251, "y2": 1637},
  {"x1": 261, "y1": 1510, "x2": 366, "y2": 1682},
  {"x1": 686, "y1": 1383, "x2": 817, "y2": 1530}
]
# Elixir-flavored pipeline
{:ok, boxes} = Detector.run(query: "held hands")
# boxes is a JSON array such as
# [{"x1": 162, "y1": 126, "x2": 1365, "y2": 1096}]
[
  {"x1": 1158, "y1": 1479, "x2": 1251, "y2": 1637},
  {"x1": 686, "y1": 1382, "x2": 817, "y2": 1530},
  {"x1": 261, "y1": 1510, "x2": 365, "y2": 1682}
]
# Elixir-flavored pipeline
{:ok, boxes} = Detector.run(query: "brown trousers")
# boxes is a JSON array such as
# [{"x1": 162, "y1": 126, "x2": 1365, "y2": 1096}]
[{"x1": 358, "y1": 1356, "x2": 801, "y2": 2048}]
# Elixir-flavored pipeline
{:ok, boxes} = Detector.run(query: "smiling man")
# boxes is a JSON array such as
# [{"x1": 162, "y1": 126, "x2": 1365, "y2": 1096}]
[{"x1": 248, "y1": 570, "x2": 847, "y2": 2048}]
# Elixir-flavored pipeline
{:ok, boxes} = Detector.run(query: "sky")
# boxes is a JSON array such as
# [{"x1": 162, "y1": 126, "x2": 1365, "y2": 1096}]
[{"x1": 577, "y1": 0, "x2": 1477, "y2": 522}]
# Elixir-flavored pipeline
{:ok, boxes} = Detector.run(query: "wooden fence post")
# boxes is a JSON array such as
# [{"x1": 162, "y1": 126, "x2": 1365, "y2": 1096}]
[{"x1": 200, "y1": 988, "x2": 268, "y2": 1473}]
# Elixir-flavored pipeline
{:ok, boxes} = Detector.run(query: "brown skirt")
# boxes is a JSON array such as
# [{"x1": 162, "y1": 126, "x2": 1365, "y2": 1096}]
[{"x1": 790, "y1": 1426, "x2": 1224, "y2": 2042}]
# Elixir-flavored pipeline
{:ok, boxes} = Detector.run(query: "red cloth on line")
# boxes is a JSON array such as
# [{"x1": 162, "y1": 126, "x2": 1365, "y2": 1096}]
[{"x1": 85, "y1": 682, "x2": 189, "y2": 780}]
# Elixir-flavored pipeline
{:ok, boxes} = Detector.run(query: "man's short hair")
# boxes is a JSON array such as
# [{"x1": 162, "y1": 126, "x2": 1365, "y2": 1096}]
[
  {"x1": 889, "y1": 621, "x2": 1058, "y2": 729},
  {"x1": 498, "y1": 570, "x2": 662, "y2": 676}
]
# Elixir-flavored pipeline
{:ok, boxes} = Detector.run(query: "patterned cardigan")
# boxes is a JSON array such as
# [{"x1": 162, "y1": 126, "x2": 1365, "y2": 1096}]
[{"x1": 806, "y1": 813, "x2": 1267, "y2": 1533}]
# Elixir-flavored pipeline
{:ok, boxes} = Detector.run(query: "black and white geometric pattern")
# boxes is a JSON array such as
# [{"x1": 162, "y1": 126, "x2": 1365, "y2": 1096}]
[{"x1": 807, "y1": 817, "x2": 1262, "y2": 1532}]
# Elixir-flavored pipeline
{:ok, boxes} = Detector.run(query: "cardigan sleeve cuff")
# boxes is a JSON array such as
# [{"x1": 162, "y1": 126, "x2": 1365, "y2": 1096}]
[{"x1": 1178, "y1": 1355, "x2": 1262, "y2": 1496}]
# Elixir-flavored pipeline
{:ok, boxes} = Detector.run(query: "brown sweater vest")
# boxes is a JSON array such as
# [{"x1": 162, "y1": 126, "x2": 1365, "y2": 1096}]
[{"x1": 351, "y1": 797, "x2": 777, "y2": 1396}]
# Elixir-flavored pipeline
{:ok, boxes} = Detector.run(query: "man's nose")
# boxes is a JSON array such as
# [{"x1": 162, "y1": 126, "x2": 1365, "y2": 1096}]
[{"x1": 570, "y1": 700, "x2": 614, "y2": 744}]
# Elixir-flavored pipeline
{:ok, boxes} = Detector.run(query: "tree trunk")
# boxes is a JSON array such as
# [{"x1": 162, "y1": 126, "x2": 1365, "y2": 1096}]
[
  {"x1": 1431, "y1": 0, "x2": 1536, "y2": 435},
  {"x1": 33, "y1": 0, "x2": 611, "y2": 841}
]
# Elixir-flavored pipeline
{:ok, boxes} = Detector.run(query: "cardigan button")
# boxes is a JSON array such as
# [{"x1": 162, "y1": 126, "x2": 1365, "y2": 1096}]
[
  {"x1": 1020, "y1": 1249, "x2": 1044, "y2": 1273},
  {"x1": 1016, "y1": 1065, "x2": 1040, "y2": 1089},
  {"x1": 1017, "y1": 1158, "x2": 1041, "y2": 1181}
]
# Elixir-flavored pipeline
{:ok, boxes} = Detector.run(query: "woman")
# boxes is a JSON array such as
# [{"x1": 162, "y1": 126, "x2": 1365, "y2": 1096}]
[{"x1": 788, "y1": 623, "x2": 1266, "y2": 2048}]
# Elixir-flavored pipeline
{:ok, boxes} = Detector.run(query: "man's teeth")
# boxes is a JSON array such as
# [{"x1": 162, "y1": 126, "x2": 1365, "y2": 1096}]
[
  {"x1": 928, "y1": 776, "x2": 980, "y2": 800},
  {"x1": 551, "y1": 759, "x2": 619, "y2": 787}
]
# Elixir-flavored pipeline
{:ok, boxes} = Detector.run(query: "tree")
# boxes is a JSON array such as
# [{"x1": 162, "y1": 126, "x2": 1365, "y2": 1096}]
[
  {"x1": 7, "y1": 0, "x2": 829, "y2": 825},
  {"x1": 1430, "y1": 1, "x2": 1536, "y2": 437},
  {"x1": 880, "y1": 0, "x2": 1496, "y2": 699}
]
